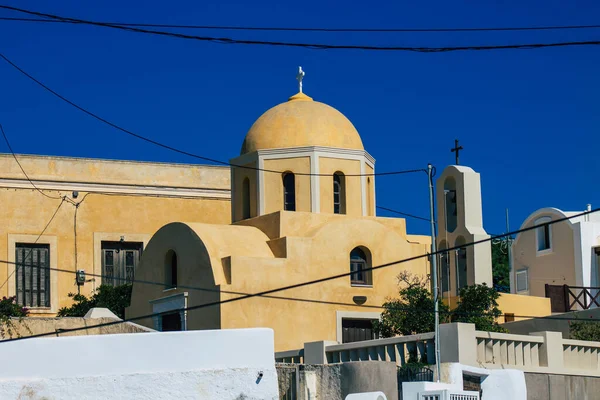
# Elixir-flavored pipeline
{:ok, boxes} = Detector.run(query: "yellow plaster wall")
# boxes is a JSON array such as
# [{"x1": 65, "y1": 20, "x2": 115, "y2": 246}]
[
  {"x1": 223, "y1": 217, "x2": 431, "y2": 351},
  {"x1": 0, "y1": 154, "x2": 229, "y2": 189},
  {"x1": 0, "y1": 190, "x2": 231, "y2": 315},
  {"x1": 318, "y1": 157, "x2": 362, "y2": 216},
  {"x1": 443, "y1": 292, "x2": 551, "y2": 324},
  {"x1": 130, "y1": 212, "x2": 431, "y2": 351},
  {"x1": 0, "y1": 155, "x2": 231, "y2": 316},
  {"x1": 263, "y1": 157, "x2": 311, "y2": 214}
]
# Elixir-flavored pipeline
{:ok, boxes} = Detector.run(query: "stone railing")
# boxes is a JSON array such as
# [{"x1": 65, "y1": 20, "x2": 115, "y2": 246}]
[
  {"x1": 275, "y1": 348, "x2": 304, "y2": 364},
  {"x1": 276, "y1": 332, "x2": 434, "y2": 367},
  {"x1": 475, "y1": 330, "x2": 543, "y2": 368},
  {"x1": 276, "y1": 323, "x2": 600, "y2": 376}
]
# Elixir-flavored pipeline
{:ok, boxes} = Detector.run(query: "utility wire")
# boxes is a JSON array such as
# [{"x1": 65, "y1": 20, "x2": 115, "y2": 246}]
[
  {"x1": 376, "y1": 205, "x2": 431, "y2": 222},
  {"x1": 2, "y1": 16, "x2": 600, "y2": 33},
  {"x1": 0, "y1": 52, "x2": 423, "y2": 178},
  {"x1": 1, "y1": 5, "x2": 600, "y2": 52},
  {"x1": 0, "y1": 197, "x2": 67, "y2": 291},
  {"x1": 4, "y1": 207, "x2": 598, "y2": 342},
  {"x1": 0, "y1": 124, "x2": 64, "y2": 201}
]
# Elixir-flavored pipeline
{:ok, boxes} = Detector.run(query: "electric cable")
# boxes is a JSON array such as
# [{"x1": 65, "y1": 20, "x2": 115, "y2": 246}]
[
  {"x1": 1, "y1": 15, "x2": 600, "y2": 33},
  {"x1": 0, "y1": 124, "x2": 65, "y2": 201},
  {"x1": 1, "y1": 5, "x2": 600, "y2": 52},
  {"x1": 0, "y1": 52, "x2": 424, "y2": 178},
  {"x1": 0, "y1": 197, "x2": 67, "y2": 291},
  {"x1": 3, "y1": 207, "x2": 598, "y2": 342}
]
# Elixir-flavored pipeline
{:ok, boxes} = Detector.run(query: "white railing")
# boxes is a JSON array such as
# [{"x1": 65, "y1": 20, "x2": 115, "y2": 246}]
[
  {"x1": 475, "y1": 330, "x2": 543, "y2": 368},
  {"x1": 325, "y1": 333, "x2": 435, "y2": 367},
  {"x1": 562, "y1": 338, "x2": 600, "y2": 371},
  {"x1": 275, "y1": 323, "x2": 600, "y2": 377},
  {"x1": 419, "y1": 390, "x2": 479, "y2": 400}
]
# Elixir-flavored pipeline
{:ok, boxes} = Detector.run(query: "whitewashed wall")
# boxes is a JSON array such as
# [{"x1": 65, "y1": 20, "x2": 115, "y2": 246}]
[{"x1": 0, "y1": 328, "x2": 278, "y2": 399}]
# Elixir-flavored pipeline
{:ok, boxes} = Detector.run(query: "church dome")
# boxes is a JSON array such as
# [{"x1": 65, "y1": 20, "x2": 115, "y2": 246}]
[{"x1": 240, "y1": 92, "x2": 364, "y2": 155}]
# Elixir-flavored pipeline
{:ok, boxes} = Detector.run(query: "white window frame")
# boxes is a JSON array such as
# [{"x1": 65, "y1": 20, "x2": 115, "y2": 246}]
[
  {"x1": 516, "y1": 268, "x2": 529, "y2": 293},
  {"x1": 535, "y1": 216, "x2": 552, "y2": 255}
]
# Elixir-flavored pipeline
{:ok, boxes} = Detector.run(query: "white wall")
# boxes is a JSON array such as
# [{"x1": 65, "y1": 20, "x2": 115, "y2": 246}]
[
  {"x1": 0, "y1": 328, "x2": 278, "y2": 400},
  {"x1": 436, "y1": 362, "x2": 526, "y2": 400}
]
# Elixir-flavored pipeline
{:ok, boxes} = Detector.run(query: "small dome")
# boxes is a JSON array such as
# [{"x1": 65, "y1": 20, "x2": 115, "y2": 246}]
[{"x1": 240, "y1": 92, "x2": 364, "y2": 154}]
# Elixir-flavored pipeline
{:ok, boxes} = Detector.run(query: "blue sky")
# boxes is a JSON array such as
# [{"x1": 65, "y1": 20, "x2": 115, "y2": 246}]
[{"x1": 0, "y1": 0, "x2": 598, "y2": 236}]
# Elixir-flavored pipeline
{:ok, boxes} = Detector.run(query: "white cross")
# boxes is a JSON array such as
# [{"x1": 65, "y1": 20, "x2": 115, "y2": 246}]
[{"x1": 296, "y1": 66, "x2": 305, "y2": 93}]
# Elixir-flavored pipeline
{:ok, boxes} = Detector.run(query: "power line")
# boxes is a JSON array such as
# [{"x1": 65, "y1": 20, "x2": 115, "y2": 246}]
[
  {"x1": 4, "y1": 207, "x2": 598, "y2": 342},
  {"x1": 0, "y1": 197, "x2": 67, "y2": 291},
  {"x1": 0, "y1": 52, "x2": 424, "y2": 179},
  {"x1": 2, "y1": 15, "x2": 600, "y2": 33},
  {"x1": 0, "y1": 124, "x2": 64, "y2": 201},
  {"x1": 1, "y1": 5, "x2": 600, "y2": 52},
  {"x1": 376, "y1": 205, "x2": 431, "y2": 222}
]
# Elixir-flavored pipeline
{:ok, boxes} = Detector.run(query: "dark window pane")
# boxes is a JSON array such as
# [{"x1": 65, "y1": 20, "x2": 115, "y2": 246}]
[
  {"x1": 105, "y1": 250, "x2": 114, "y2": 266},
  {"x1": 125, "y1": 251, "x2": 134, "y2": 267}
]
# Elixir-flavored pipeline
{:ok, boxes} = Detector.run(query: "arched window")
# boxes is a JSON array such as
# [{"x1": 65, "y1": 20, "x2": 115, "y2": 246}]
[
  {"x1": 283, "y1": 172, "x2": 296, "y2": 211},
  {"x1": 455, "y1": 237, "x2": 467, "y2": 293},
  {"x1": 350, "y1": 247, "x2": 372, "y2": 286},
  {"x1": 438, "y1": 240, "x2": 450, "y2": 294},
  {"x1": 535, "y1": 216, "x2": 552, "y2": 252},
  {"x1": 165, "y1": 250, "x2": 178, "y2": 289},
  {"x1": 443, "y1": 177, "x2": 458, "y2": 233},
  {"x1": 333, "y1": 172, "x2": 346, "y2": 214},
  {"x1": 242, "y1": 177, "x2": 251, "y2": 219}
]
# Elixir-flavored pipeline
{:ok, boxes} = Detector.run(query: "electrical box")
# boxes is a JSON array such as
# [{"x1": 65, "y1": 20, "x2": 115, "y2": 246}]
[{"x1": 76, "y1": 270, "x2": 86, "y2": 285}]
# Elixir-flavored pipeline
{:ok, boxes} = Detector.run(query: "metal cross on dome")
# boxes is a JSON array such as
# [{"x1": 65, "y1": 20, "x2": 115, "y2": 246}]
[{"x1": 296, "y1": 66, "x2": 305, "y2": 93}]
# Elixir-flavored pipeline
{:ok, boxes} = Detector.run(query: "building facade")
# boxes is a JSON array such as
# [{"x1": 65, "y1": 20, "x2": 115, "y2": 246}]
[
  {"x1": 126, "y1": 88, "x2": 432, "y2": 351},
  {"x1": 511, "y1": 206, "x2": 600, "y2": 311},
  {"x1": 0, "y1": 154, "x2": 230, "y2": 315}
]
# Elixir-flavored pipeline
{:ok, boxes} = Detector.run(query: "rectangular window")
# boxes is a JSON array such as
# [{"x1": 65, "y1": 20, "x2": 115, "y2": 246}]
[
  {"x1": 101, "y1": 241, "x2": 143, "y2": 286},
  {"x1": 341, "y1": 318, "x2": 378, "y2": 343},
  {"x1": 536, "y1": 217, "x2": 551, "y2": 252},
  {"x1": 516, "y1": 269, "x2": 528, "y2": 292},
  {"x1": 16, "y1": 243, "x2": 50, "y2": 308}
]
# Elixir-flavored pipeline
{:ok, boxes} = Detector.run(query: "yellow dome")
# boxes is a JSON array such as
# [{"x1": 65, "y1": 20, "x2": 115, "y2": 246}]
[{"x1": 241, "y1": 92, "x2": 364, "y2": 154}]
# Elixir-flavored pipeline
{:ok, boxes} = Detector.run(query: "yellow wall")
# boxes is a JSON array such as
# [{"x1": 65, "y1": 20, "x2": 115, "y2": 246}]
[
  {"x1": 318, "y1": 157, "x2": 362, "y2": 216},
  {"x1": 128, "y1": 211, "x2": 432, "y2": 351},
  {"x1": 0, "y1": 155, "x2": 231, "y2": 316},
  {"x1": 443, "y1": 292, "x2": 551, "y2": 324},
  {"x1": 263, "y1": 157, "x2": 311, "y2": 214}
]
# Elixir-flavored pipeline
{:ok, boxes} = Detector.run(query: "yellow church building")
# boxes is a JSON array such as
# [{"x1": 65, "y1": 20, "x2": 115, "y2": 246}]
[{"x1": 127, "y1": 86, "x2": 435, "y2": 351}]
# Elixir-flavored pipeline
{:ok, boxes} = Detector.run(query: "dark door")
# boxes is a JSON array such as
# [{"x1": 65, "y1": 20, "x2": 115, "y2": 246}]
[
  {"x1": 161, "y1": 313, "x2": 182, "y2": 331},
  {"x1": 101, "y1": 241, "x2": 143, "y2": 286},
  {"x1": 342, "y1": 319, "x2": 377, "y2": 343}
]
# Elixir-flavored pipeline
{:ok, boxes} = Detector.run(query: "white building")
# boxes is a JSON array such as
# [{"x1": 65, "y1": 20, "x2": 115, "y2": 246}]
[{"x1": 511, "y1": 206, "x2": 600, "y2": 311}]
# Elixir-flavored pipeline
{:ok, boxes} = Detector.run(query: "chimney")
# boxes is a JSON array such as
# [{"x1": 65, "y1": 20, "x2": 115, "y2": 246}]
[{"x1": 586, "y1": 204, "x2": 592, "y2": 221}]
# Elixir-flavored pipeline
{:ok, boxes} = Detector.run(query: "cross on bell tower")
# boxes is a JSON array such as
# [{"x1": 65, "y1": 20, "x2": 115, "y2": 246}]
[
  {"x1": 296, "y1": 66, "x2": 305, "y2": 93},
  {"x1": 451, "y1": 139, "x2": 463, "y2": 165}
]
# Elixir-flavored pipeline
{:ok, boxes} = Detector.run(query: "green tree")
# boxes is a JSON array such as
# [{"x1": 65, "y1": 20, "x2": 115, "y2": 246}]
[
  {"x1": 570, "y1": 321, "x2": 600, "y2": 341},
  {"x1": 373, "y1": 273, "x2": 450, "y2": 337},
  {"x1": 57, "y1": 284, "x2": 132, "y2": 319},
  {"x1": 0, "y1": 296, "x2": 29, "y2": 338},
  {"x1": 452, "y1": 283, "x2": 507, "y2": 333},
  {"x1": 491, "y1": 240, "x2": 510, "y2": 293}
]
